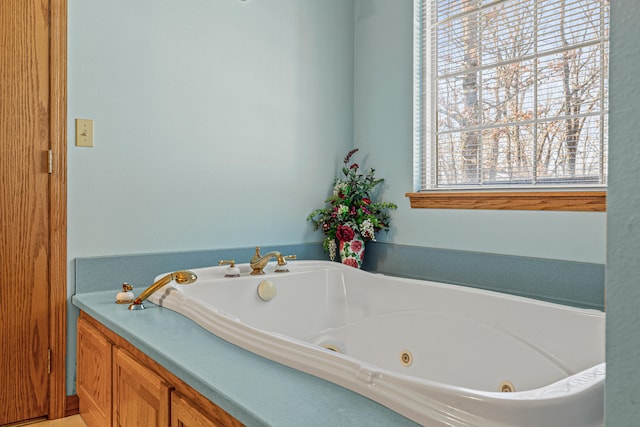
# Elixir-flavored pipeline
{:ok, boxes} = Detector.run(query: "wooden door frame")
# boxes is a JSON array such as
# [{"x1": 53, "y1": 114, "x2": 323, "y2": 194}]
[{"x1": 49, "y1": 0, "x2": 67, "y2": 419}]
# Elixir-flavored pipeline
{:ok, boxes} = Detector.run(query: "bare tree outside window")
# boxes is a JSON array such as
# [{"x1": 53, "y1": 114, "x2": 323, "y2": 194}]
[{"x1": 418, "y1": 0, "x2": 609, "y2": 190}]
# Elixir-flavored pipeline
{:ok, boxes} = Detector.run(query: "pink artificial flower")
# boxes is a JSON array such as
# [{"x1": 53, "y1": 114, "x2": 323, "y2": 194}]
[{"x1": 350, "y1": 240, "x2": 363, "y2": 253}]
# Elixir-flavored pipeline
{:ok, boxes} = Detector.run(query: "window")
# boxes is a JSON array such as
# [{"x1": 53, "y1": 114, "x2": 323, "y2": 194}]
[{"x1": 411, "y1": 0, "x2": 609, "y2": 210}]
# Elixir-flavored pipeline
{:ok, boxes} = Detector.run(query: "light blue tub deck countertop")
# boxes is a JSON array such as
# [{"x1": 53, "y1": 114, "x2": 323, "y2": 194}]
[{"x1": 72, "y1": 291, "x2": 420, "y2": 427}]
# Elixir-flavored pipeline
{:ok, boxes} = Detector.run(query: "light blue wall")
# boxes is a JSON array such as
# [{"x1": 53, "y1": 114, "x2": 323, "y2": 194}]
[
  {"x1": 68, "y1": 0, "x2": 354, "y2": 259},
  {"x1": 353, "y1": 0, "x2": 606, "y2": 264},
  {"x1": 606, "y1": 1, "x2": 640, "y2": 424}
]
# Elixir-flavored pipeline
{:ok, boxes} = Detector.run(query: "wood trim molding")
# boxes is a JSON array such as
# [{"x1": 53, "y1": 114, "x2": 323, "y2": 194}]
[
  {"x1": 65, "y1": 395, "x2": 79, "y2": 417},
  {"x1": 49, "y1": 0, "x2": 68, "y2": 420},
  {"x1": 406, "y1": 191, "x2": 606, "y2": 212}
]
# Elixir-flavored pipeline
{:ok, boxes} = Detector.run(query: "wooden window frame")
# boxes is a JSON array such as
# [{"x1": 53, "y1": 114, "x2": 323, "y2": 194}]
[
  {"x1": 412, "y1": 1, "x2": 609, "y2": 209},
  {"x1": 406, "y1": 191, "x2": 606, "y2": 212}
]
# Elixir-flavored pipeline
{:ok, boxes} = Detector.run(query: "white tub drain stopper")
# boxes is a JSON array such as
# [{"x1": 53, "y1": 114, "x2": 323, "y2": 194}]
[{"x1": 257, "y1": 279, "x2": 277, "y2": 301}]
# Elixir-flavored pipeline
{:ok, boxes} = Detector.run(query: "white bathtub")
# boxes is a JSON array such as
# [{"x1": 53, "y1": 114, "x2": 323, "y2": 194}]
[{"x1": 148, "y1": 260, "x2": 605, "y2": 427}]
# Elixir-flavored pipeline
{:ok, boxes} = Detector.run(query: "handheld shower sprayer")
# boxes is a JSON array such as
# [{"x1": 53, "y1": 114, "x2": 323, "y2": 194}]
[{"x1": 128, "y1": 270, "x2": 197, "y2": 310}]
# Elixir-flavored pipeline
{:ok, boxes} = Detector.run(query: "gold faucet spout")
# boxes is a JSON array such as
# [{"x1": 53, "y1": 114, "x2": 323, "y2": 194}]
[
  {"x1": 128, "y1": 270, "x2": 197, "y2": 310},
  {"x1": 250, "y1": 247, "x2": 296, "y2": 275}
]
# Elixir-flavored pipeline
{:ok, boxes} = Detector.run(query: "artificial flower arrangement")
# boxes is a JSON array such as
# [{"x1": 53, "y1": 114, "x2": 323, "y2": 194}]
[{"x1": 307, "y1": 148, "x2": 397, "y2": 266}]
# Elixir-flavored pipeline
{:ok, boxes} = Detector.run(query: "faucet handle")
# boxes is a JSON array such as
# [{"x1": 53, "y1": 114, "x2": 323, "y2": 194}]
[
  {"x1": 278, "y1": 254, "x2": 297, "y2": 264},
  {"x1": 218, "y1": 259, "x2": 240, "y2": 277},
  {"x1": 274, "y1": 254, "x2": 297, "y2": 273},
  {"x1": 219, "y1": 259, "x2": 240, "y2": 278}
]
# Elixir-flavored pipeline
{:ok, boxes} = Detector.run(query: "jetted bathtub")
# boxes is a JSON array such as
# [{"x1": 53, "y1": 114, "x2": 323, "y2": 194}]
[{"x1": 148, "y1": 260, "x2": 605, "y2": 427}]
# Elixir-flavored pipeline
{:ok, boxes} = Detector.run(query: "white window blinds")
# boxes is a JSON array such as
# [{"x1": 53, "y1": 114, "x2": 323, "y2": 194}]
[{"x1": 414, "y1": 0, "x2": 609, "y2": 190}]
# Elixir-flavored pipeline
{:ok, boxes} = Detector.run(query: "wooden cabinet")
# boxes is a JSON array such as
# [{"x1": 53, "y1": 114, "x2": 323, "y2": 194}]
[
  {"x1": 77, "y1": 317, "x2": 113, "y2": 427},
  {"x1": 172, "y1": 392, "x2": 226, "y2": 427},
  {"x1": 77, "y1": 312, "x2": 243, "y2": 427},
  {"x1": 113, "y1": 347, "x2": 171, "y2": 427},
  {"x1": 170, "y1": 391, "x2": 243, "y2": 427}
]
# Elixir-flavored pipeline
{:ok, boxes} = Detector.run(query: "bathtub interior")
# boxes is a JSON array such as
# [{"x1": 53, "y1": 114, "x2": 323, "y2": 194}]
[{"x1": 152, "y1": 261, "x2": 605, "y2": 394}]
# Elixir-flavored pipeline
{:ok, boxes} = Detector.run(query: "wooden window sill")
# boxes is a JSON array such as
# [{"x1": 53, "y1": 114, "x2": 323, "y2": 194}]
[{"x1": 406, "y1": 191, "x2": 606, "y2": 212}]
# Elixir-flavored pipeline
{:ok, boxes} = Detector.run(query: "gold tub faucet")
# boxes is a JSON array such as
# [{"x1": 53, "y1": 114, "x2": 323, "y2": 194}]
[
  {"x1": 128, "y1": 270, "x2": 197, "y2": 310},
  {"x1": 250, "y1": 247, "x2": 296, "y2": 275}
]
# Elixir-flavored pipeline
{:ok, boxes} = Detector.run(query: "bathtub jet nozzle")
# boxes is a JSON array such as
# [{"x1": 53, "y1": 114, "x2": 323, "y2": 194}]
[{"x1": 128, "y1": 270, "x2": 197, "y2": 310}]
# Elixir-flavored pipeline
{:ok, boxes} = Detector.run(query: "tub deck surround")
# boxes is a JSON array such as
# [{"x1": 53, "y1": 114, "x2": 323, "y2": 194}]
[
  {"x1": 364, "y1": 243, "x2": 605, "y2": 310},
  {"x1": 74, "y1": 243, "x2": 605, "y2": 310},
  {"x1": 72, "y1": 291, "x2": 419, "y2": 427},
  {"x1": 69, "y1": 242, "x2": 604, "y2": 394},
  {"x1": 147, "y1": 261, "x2": 606, "y2": 427}
]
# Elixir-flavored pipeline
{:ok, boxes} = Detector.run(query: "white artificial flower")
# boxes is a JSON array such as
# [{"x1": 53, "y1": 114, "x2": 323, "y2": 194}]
[
  {"x1": 361, "y1": 219, "x2": 376, "y2": 241},
  {"x1": 328, "y1": 239, "x2": 337, "y2": 261}
]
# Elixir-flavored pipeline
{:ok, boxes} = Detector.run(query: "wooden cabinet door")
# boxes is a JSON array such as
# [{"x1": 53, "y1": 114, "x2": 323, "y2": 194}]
[
  {"x1": 0, "y1": 0, "x2": 52, "y2": 424},
  {"x1": 77, "y1": 318, "x2": 113, "y2": 427},
  {"x1": 171, "y1": 392, "x2": 243, "y2": 427},
  {"x1": 113, "y1": 347, "x2": 171, "y2": 427},
  {"x1": 171, "y1": 393, "x2": 218, "y2": 427}
]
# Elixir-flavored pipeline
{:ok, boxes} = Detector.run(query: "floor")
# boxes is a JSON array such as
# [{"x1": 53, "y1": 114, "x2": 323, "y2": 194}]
[{"x1": 14, "y1": 415, "x2": 87, "y2": 427}]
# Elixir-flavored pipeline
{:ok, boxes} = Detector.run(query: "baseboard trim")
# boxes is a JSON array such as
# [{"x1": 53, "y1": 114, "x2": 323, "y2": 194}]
[{"x1": 65, "y1": 395, "x2": 79, "y2": 417}]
